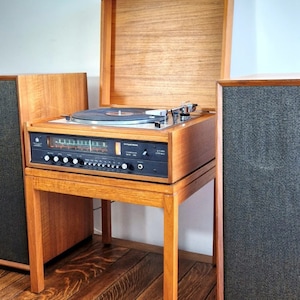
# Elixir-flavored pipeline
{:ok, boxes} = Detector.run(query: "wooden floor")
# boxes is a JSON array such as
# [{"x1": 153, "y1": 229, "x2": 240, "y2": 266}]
[{"x1": 0, "y1": 235, "x2": 216, "y2": 299}]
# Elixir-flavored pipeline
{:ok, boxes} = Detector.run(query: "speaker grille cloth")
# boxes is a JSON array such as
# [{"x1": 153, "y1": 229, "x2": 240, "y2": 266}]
[
  {"x1": 0, "y1": 80, "x2": 28, "y2": 264},
  {"x1": 223, "y1": 85, "x2": 300, "y2": 299}
]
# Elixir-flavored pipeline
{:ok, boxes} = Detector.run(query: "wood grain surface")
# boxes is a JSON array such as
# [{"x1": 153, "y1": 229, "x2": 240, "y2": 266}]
[{"x1": 0, "y1": 236, "x2": 216, "y2": 299}]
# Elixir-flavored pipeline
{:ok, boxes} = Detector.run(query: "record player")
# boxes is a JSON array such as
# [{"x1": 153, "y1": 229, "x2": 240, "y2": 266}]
[
  {"x1": 23, "y1": 0, "x2": 232, "y2": 297},
  {"x1": 25, "y1": 104, "x2": 215, "y2": 184},
  {"x1": 24, "y1": 0, "x2": 231, "y2": 184}
]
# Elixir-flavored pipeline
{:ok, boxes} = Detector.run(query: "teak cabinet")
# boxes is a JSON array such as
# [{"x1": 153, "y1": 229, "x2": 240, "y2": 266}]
[{"x1": 0, "y1": 73, "x2": 93, "y2": 270}]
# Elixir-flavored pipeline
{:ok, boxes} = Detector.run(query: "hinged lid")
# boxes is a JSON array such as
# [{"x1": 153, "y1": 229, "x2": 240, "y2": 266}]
[{"x1": 100, "y1": 0, "x2": 233, "y2": 111}]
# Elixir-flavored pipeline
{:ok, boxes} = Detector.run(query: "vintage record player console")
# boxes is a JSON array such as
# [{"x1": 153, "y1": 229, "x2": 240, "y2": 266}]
[
  {"x1": 23, "y1": 0, "x2": 233, "y2": 298},
  {"x1": 25, "y1": 105, "x2": 215, "y2": 184}
]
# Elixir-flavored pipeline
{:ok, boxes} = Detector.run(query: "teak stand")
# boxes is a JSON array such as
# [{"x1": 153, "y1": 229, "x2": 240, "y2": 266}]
[{"x1": 25, "y1": 160, "x2": 215, "y2": 299}]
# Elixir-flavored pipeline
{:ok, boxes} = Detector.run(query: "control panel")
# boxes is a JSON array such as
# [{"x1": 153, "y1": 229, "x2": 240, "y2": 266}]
[{"x1": 29, "y1": 133, "x2": 168, "y2": 178}]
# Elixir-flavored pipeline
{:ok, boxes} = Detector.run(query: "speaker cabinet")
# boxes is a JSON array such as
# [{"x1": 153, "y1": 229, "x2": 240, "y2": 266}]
[
  {"x1": 0, "y1": 79, "x2": 28, "y2": 265},
  {"x1": 216, "y1": 79, "x2": 300, "y2": 299},
  {"x1": 0, "y1": 74, "x2": 93, "y2": 270}
]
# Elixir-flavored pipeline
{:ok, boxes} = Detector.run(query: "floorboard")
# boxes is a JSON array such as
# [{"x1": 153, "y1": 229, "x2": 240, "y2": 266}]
[{"x1": 0, "y1": 235, "x2": 216, "y2": 299}]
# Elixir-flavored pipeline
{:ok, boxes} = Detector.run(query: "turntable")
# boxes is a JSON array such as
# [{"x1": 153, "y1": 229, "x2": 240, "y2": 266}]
[
  {"x1": 69, "y1": 104, "x2": 197, "y2": 127},
  {"x1": 25, "y1": 104, "x2": 216, "y2": 184}
]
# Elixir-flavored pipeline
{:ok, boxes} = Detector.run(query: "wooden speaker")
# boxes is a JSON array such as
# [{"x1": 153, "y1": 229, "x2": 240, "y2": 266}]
[
  {"x1": 0, "y1": 79, "x2": 28, "y2": 265},
  {"x1": 0, "y1": 74, "x2": 93, "y2": 270},
  {"x1": 216, "y1": 79, "x2": 300, "y2": 299}
]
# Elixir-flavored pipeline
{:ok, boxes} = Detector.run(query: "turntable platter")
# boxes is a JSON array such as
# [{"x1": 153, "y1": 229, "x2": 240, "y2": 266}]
[{"x1": 71, "y1": 108, "x2": 167, "y2": 125}]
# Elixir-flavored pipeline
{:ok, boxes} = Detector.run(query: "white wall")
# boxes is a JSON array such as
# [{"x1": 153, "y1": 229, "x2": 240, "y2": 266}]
[
  {"x1": 0, "y1": 0, "x2": 100, "y2": 104},
  {"x1": 231, "y1": 0, "x2": 300, "y2": 77},
  {"x1": 1, "y1": 0, "x2": 299, "y2": 256},
  {"x1": 256, "y1": 1, "x2": 300, "y2": 74},
  {"x1": 231, "y1": 0, "x2": 257, "y2": 77}
]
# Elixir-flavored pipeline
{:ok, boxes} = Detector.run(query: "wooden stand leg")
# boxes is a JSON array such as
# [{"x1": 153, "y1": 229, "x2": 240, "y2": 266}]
[
  {"x1": 163, "y1": 195, "x2": 179, "y2": 300},
  {"x1": 24, "y1": 175, "x2": 45, "y2": 293},
  {"x1": 101, "y1": 199, "x2": 112, "y2": 244}
]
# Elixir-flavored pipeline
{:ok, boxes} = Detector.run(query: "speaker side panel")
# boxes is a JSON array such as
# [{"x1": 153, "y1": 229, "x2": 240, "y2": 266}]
[
  {"x1": 0, "y1": 79, "x2": 29, "y2": 264},
  {"x1": 221, "y1": 83, "x2": 300, "y2": 299},
  {"x1": 17, "y1": 73, "x2": 94, "y2": 264}
]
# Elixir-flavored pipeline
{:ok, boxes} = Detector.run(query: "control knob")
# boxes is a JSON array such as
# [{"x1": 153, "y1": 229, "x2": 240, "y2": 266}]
[
  {"x1": 72, "y1": 158, "x2": 79, "y2": 165},
  {"x1": 62, "y1": 157, "x2": 70, "y2": 164},
  {"x1": 121, "y1": 163, "x2": 128, "y2": 170},
  {"x1": 53, "y1": 155, "x2": 61, "y2": 163},
  {"x1": 43, "y1": 154, "x2": 51, "y2": 162}
]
